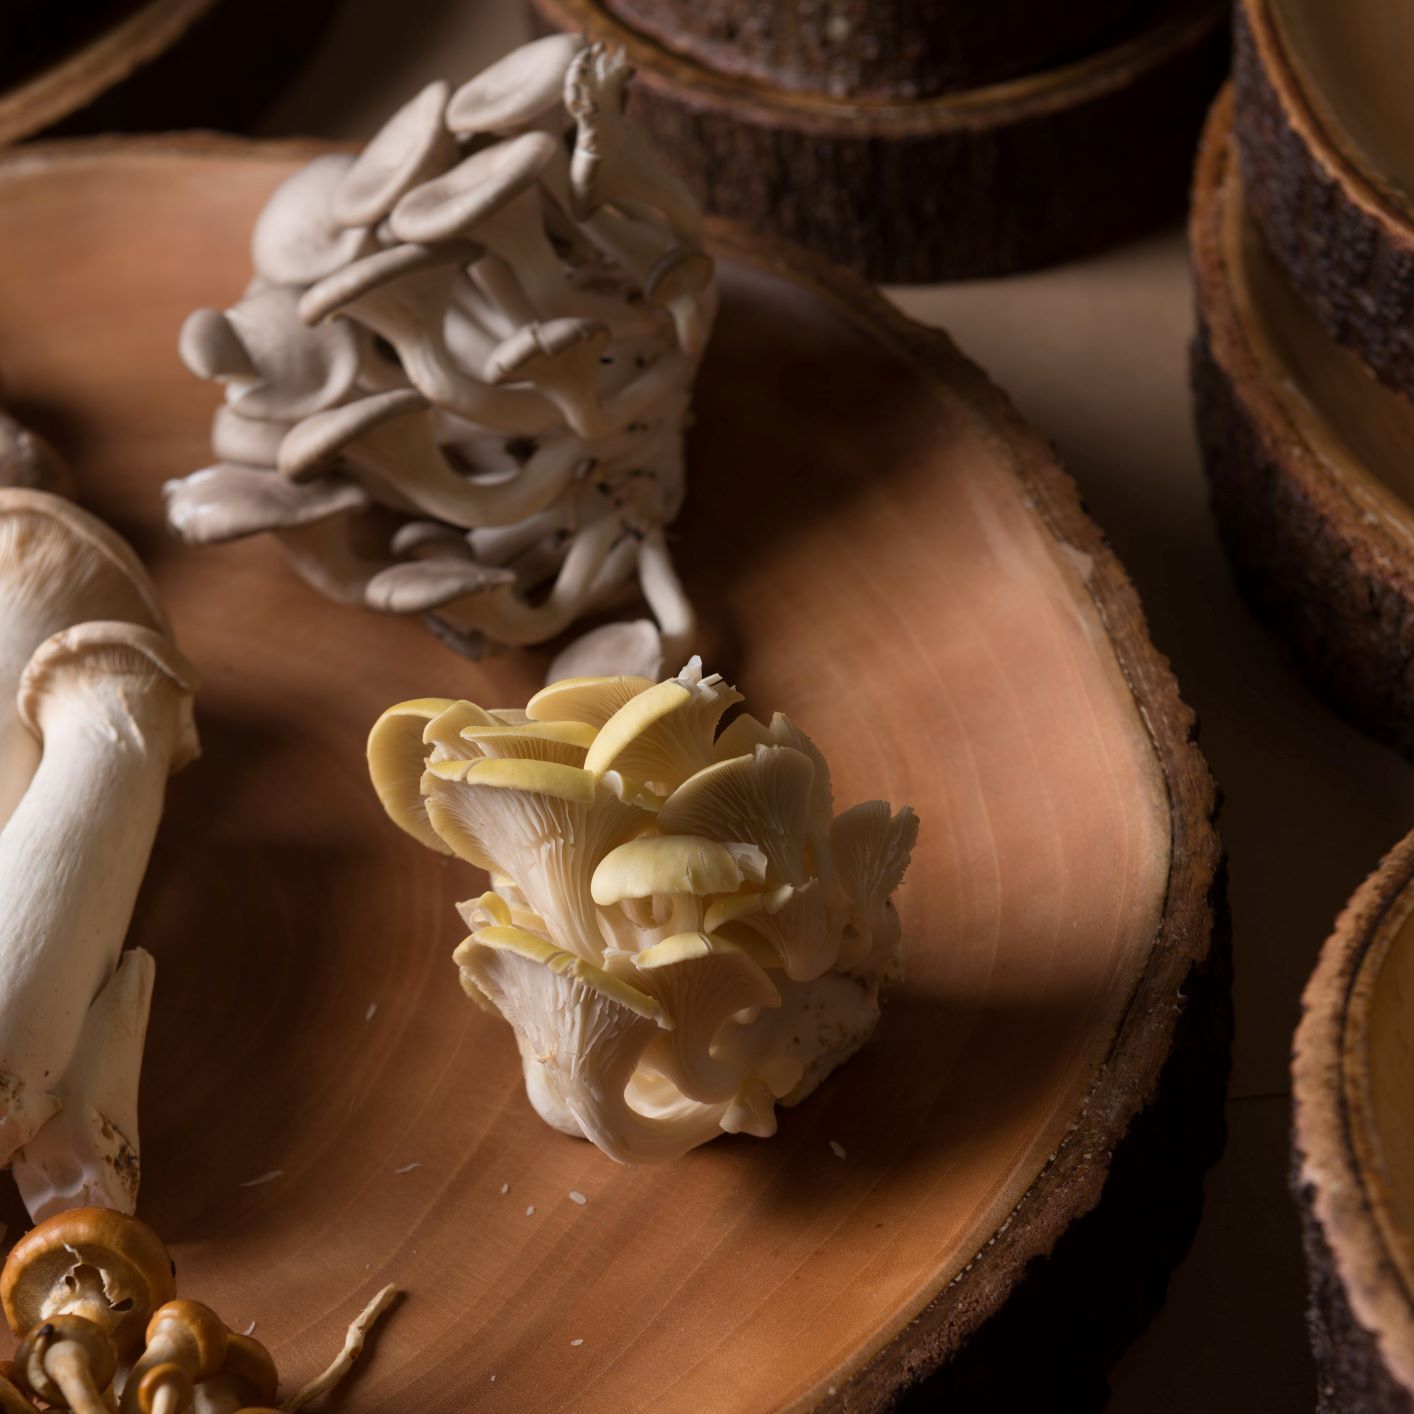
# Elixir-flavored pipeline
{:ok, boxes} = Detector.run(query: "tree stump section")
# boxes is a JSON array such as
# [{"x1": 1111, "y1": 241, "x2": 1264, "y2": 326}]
[
  {"x1": 0, "y1": 0, "x2": 337, "y2": 147},
  {"x1": 532, "y1": 0, "x2": 1229, "y2": 282},
  {"x1": 597, "y1": 0, "x2": 1144, "y2": 101},
  {"x1": 1294, "y1": 830, "x2": 1414, "y2": 1413},
  {"x1": 1192, "y1": 86, "x2": 1414, "y2": 755},
  {"x1": 0, "y1": 136, "x2": 1223, "y2": 1409},
  {"x1": 1233, "y1": 0, "x2": 1414, "y2": 401}
]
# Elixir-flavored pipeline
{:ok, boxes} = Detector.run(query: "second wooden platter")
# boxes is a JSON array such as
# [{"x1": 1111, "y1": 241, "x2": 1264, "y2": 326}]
[
  {"x1": 0, "y1": 137, "x2": 1221, "y2": 1408},
  {"x1": 1192, "y1": 85, "x2": 1414, "y2": 754},
  {"x1": 1294, "y1": 831, "x2": 1414, "y2": 1412}
]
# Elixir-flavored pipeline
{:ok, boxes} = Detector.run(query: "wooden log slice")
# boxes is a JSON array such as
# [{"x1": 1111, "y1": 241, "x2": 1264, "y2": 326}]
[
  {"x1": 1293, "y1": 829, "x2": 1414, "y2": 1413},
  {"x1": 533, "y1": 0, "x2": 1229, "y2": 281},
  {"x1": 598, "y1": 0, "x2": 1146, "y2": 101},
  {"x1": 1233, "y1": 0, "x2": 1414, "y2": 401},
  {"x1": 0, "y1": 0, "x2": 338, "y2": 147},
  {"x1": 0, "y1": 136, "x2": 1222, "y2": 1409},
  {"x1": 1192, "y1": 86, "x2": 1414, "y2": 755}
]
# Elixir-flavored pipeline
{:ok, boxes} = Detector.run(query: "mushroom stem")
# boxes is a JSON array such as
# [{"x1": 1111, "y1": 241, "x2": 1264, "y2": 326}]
[
  {"x1": 12, "y1": 948, "x2": 155, "y2": 1221},
  {"x1": 429, "y1": 513, "x2": 624, "y2": 646},
  {"x1": 0, "y1": 624, "x2": 197, "y2": 1165},
  {"x1": 37, "y1": 1338, "x2": 109, "y2": 1414},
  {"x1": 637, "y1": 529, "x2": 694, "y2": 665}
]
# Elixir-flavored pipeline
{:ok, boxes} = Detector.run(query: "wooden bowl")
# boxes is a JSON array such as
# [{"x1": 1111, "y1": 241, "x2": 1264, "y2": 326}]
[
  {"x1": 1294, "y1": 830, "x2": 1414, "y2": 1412},
  {"x1": 0, "y1": 136, "x2": 1223, "y2": 1409},
  {"x1": 532, "y1": 0, "x2": 1229, "y2": 282},
  {"x1": 0, "y1": 0, "x2": 336, "y2": 147},
  {"x1": 1192, "y1": 85, "x2": 1414, "y2": 755},
  {"x1": 1233, "y1": 0, "x2": 1414, "y2": 400}
]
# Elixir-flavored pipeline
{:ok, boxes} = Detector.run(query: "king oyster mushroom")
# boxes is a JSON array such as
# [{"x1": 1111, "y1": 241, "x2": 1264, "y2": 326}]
[
  {"x1": 369, "y1": 661, "x2": 919, "y2": 1161},
  {"x1": 0, "y1": 622, "x2": 197, "y2": 1193},
  {"x1": 172, "y1": 36, "x2": 717, "y2": 679}
]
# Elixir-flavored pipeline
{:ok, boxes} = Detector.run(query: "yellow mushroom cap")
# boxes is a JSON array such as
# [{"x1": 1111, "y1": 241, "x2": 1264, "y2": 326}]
[{"x1": 590, "y1": 835, "x2": 766, "y2": 906}]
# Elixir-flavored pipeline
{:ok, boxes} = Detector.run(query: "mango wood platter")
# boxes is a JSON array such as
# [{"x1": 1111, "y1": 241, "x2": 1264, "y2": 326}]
[{"x1": 0, "y1": 137, "x2": 1222, "y2": 1410}]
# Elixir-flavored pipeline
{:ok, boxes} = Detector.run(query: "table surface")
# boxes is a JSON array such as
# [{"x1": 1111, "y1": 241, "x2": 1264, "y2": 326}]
[{"x1": 255, "y1": 3, "x2": 1414, "y2": 1408}]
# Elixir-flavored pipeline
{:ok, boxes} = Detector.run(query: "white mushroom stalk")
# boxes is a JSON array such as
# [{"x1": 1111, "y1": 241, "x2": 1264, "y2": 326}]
[
  {"x1": 0, "y1": 488, "x2": 198, "y2": 1222},
  {"x1": 169, "y1": 35, "x2": 717, "y2": 681},
  {"x1": 369, "y1": 660, "x2": 918, "y2": 1162}
]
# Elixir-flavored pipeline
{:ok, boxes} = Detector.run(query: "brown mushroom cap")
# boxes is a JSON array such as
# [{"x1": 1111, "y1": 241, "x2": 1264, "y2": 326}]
[
  {"x1": 214, "y1": 1334, "x2": 279, "y2": 1403},
  {"x1": 16, "y1": 1314, "x2": 117, "y2": 1406},
  {"x1": 0, "y1": 1208, "x2": 176, "y2": 1355},
  {"x1": 141, "y1": 1301, "x2": 231, "y2": 1380},
  {"x1": 389, "y1": 132, "x2": 558, "y2": 246}
]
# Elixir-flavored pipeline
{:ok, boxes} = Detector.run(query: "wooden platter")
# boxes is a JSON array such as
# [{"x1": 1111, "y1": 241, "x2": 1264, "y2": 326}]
[
  {"x1": 1233, "y1": 0, "x2": 1414, "y2": 400},
  {"x1": 0, "y1": 0, "x2": 335, "y2": 148},
  {"x1": 0, "y1": 136, "x2": 1222, "y2": 1409},
  {"x1": 532, "y1": 0, "x2": 1229, "y2": 282},
  {"x1": 1192, "y1": 85, "x2": 1414, "y2": 755},
  {"x1": 1294, "y1": 829, "x2": 1414, "y2": 1413}
]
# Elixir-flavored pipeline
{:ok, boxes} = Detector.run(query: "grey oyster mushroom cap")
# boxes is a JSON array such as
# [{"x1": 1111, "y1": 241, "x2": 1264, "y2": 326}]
[
  {"x1": 174, "y1": 37, "x2": 718, "y2": 678},
  {"x1": 333, "y1": 80, "x2": 457, "y2": 229},
  {"x1": 252, "y1": 153, "x2": 376, "y2": 286},
  {"x1": 446, "y1": 33, "x2": 585, "y2": 135}
]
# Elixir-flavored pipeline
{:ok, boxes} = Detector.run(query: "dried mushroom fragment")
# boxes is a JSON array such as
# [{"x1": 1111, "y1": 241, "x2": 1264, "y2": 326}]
[
  {"x1": 171, "y1": 36, "x2": 716, "y2": 678},
  {"x1": 370, "y1": 660, "x2": 918, "y2": 1161}
]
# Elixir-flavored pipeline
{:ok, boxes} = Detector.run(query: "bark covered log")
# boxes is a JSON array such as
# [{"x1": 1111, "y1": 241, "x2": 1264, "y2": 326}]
[
  {"x1": 533, "y1": 0, "x2": 1229, "y2": 281},
  {"x1": 1293, "y1": 831, "x2": 1414, "y2": 1413},
  {"x1": 600, "y1": 0, "x2": 1144, "y2": 100},
  {"x1": 1233, "y1": 0, "x2": 1414, "y2": 401},
  {"x1": 1192, "y1": 88, "x2": 1414, "y2": 755}
]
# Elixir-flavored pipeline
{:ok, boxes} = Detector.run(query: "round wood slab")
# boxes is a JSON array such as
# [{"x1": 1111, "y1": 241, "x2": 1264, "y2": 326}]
[
  {"x1": 1294, "y1": 829, "x2": 1414, "y2": 1413},
  {"x1": 532, "y1": 0, "x2": 1229, "y2": 282},
  {"x1": 1192, "y1": 85, "x2": 1414, "y2": 755},
  {"x1": 0, "y1": 137, "x2": 1221, "y2": 1409},
  {"x1": 0, "y1": 0, "x2": 336, "y2": 147},
  {"x1": 1234, "y1": 0, "x2": 1414, "y2": 400}
]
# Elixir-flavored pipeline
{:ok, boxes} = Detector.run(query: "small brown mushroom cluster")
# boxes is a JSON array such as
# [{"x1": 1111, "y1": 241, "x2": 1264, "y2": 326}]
[
  {"x1": 168, "y1": 36, "x2": 716, "y2": 680},
  {"x1": 0, "y1": 1208, "x2": 275, "y2": 1413},
  {"x1": 0, "y1": 1209, "x2": 392, "y2": 1413}
]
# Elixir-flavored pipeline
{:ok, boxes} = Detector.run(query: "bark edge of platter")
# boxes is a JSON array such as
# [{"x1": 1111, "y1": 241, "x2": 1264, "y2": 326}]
[
  {"x1": 530, "y1": 0, "x2": 1229, "y2": 281},
  {"x1": 0, "y1": 0, "x2": 339, "y2": 147},
  {"x1": 1293, "y1": 829, "x2": 1414, "y2": 1414},
  {"x1": 1233, "y1": 0, "x2": 1414, "y2": 402},
  {"x1": 1190, "y1": 85, "x2": 1414, "y2": 756}
]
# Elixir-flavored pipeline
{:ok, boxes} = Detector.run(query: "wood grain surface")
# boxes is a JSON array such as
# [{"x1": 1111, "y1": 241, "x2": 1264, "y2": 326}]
[
  {"x1": 1294, "y1": 830, "x2": 1414, "y2": 1412},
  {"x1": 0, "y1": 137, "x2": 1217, "y2": 1409}
]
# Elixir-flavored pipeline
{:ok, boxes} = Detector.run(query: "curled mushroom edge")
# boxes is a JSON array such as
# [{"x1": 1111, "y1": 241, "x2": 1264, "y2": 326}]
[
  {"x1": 369, "y1": 660, "x2": 919, "y2": 1162},
  {"x1": 172, "y1": 35, "x2": 717, "y2": 680}
]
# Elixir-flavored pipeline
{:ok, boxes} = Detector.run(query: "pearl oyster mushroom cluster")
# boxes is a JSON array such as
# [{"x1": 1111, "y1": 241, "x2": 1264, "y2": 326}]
[
  {"x1": 167, "y1": 36, "x2": 716, "y2": 678},
  {"x1": 369, "y1": 661, "x2": 919, "y2": 1162}
]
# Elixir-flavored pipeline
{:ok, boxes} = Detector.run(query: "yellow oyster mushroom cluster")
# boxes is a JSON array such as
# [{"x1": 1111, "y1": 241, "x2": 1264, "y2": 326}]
[{"x1": 368, "y1": 659, "x2": 919, "y2": 1162}]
